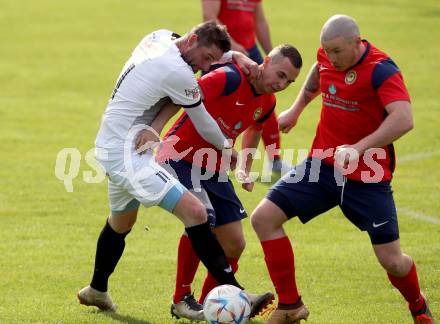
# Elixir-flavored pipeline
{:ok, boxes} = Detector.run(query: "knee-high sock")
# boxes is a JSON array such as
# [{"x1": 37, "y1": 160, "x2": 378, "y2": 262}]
[
  {"x1": 199, "y1": 257, "x2": 239, "y2": 304},
  {"x1": 261, "y1": 112, "x2": 281, "y2": 160},
  {"x1": 186, "y1": 222, "x2": 243, "y2": 290},
  {"x1": 261, "y1": 236, "x2": 300, "y2": 304},
  {"x1": 173, "y1": 235, "x2": 201, "y2": 303},
  {"x1": 388, "y1": 262, "x2": 424, "y2": 312},
  {"x1": 90, "y1": 220, "x2": 130, "y2": 292}
]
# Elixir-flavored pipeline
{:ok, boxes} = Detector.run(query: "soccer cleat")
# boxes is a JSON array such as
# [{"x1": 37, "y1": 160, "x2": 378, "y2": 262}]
[
  {"x1": 271, "y1": 158, "x2": 292, "y2": 175},
  {"x1": 246, "y1": 291, "x2": 275, "y2": 318},
  {"x1": 265, "y1": 298, "x2": 309, "y2": 324},
  {"x1": 170, "y1": 293, "x2": 205, "y2": 321},
  {"x1": 77, "y1": 285, "x2": 117, "y2": 312},
  {"x1": 412, "y1": 294, "x2": 434, "y2": 324}
]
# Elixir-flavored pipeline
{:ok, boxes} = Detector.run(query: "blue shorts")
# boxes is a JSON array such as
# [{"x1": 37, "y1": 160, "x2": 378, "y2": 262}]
[
  {"x1": 163, "y1": 159, "x2": 247, "y2": 228},
  {"x1": 247, "y1": 45, "x2": 264, "y2": 64},
  {"x1": 266, "y1": 158, "x2": 399, "y2": 244}
]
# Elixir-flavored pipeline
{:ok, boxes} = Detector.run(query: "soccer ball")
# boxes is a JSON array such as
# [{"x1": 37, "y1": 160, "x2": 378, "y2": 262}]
[{"x1": 203, "y1": 284, "x2": 251, "y2": 324}]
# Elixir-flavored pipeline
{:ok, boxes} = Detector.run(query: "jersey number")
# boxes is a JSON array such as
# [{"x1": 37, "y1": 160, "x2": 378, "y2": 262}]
[{"x1": 111, "y1": 63, "x2": 135, "y2": 99}]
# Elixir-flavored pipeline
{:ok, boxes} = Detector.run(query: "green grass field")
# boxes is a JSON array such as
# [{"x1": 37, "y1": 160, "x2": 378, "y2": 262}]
[{"x1": 1, "y1": 0, "x2": 439, "y2": 323}]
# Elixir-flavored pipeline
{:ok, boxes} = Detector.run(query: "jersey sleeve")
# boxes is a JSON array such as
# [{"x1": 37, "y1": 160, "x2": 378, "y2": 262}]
[
  {"x1": 373, "y1": 59, "x2": 411, "y2": 106},
  {"x1": 198, "y1": 68, "x2": 228, "y2": 102},
  {"x1": 198, "y1": 64, "x2": 242, "y2": 102},
  {"x1": 162, "y1": 67, "x2": 202, "y2": 108}
]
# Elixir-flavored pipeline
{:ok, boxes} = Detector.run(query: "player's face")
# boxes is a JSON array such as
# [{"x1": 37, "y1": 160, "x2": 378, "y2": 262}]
[
  {"x1": 184, "y1": 44, "x2": 224, "y2": 73},
  {"x1": 322, "y1": 36, "x2": 359, "y2": 71},
  {"x1": 258, "y1": 56, "x2": 300, "y2": 94}
]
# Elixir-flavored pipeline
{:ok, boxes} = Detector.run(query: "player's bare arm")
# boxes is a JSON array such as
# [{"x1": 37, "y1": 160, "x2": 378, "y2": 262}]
[
  {"x1": 236, "y1": 125, "x2": 262, "y2": 192},
  {"x1": 254, "y1": 2, "x2": 272, "y2": 55},
  {"x1": 278, "y1": 63, "x2": 320, "y2": 133},
  {"x1": 202, "y1": 0, "x2": 247, "y2": 54},
  {"x1": 135, "y1": 103, "x2": 180, "y2": 154},
  {"x1": 335, "y1": 100, "x2": 413, "y2": 168}
]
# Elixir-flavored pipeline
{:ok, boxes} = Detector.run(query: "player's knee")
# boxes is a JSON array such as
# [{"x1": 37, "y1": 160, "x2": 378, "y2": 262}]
[
  {"x1": 378, "y1": 255, "x2": 404, "y2": 275},
  {"x1": 224, "y1": 237, "x2": 246, "y2": 258},
  {"x1": 189, "y1": 201, "x2": 208, "y2": 224},
  {"x1": 250, "y1": 211, "x2": 266, "y2": 234}
]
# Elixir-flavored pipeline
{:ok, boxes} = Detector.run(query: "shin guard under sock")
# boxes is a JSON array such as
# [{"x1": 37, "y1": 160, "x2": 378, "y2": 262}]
[{"x1": 90, "y1": 220, "x2": 130, "y2": 292}]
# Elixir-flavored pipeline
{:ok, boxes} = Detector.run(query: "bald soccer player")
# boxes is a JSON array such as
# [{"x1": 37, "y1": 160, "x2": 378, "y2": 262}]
[{"x1": 250, "y1": 15, "x2": 434, "y2": 324}]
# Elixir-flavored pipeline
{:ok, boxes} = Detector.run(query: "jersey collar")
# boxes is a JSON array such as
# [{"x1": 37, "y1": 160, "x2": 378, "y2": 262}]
[{"x1": 348, "y1": 39, "x2": 370, "y2": 70}]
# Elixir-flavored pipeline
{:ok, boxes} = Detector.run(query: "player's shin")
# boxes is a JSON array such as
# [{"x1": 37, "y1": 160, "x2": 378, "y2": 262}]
[
  {"x1": 185, "y1": 222, "x2": 244, "y2": 290},
  {"x1": 90, "y1": 220, "x2": 131, "y2": 292}
]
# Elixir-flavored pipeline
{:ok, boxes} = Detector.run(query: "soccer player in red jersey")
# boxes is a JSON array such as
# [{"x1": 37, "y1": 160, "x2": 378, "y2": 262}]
[
  {"x1": 250, "y1": 15, "x2": 434, "y2": 323},
  {"x1": 155, "y1": 44, "x2": 302, "y2": 321},
  {"x1": 202, "y1": 0, "x2": 291, "y2": 174}
]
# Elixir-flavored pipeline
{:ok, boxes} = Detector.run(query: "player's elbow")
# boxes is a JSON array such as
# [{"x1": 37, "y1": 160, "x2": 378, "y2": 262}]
[{"x1": 401, "y1": 111, "x2": 414, "y2": 133}]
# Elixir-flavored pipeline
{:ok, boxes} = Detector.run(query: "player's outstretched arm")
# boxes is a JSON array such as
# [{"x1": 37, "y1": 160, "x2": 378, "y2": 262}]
[{"x1": 278, "y1": 63, "x2": 320, "y2": 133}]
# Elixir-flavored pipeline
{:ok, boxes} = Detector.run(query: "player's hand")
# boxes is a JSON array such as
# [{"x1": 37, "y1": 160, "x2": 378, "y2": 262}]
[
  {"x1": 278, "y1": 109, "x2": 298, "y2": 133},
  {"x1": 232, "y1": 42, "x2": 247, "y2": 55},
  {"x1": 135, "y1": 128, "x2": 160, "y2": 154},
  {"x1": 229, "y1": 148, "x2": 238, "y2": 171},
  {"x1": 232, "y1": 51, "x2": 260, "y2": 81},
  {"x1": 235, "y1": 169, "x2": 255, "y2": 192},
  {"x1": 334, "y1": 145, "x2": 360, "y2": 174}
]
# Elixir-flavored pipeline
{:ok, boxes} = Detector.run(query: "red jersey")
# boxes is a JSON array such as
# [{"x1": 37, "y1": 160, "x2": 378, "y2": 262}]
[
  {"x1": 217, "y1": 0, "x2": 260, "y2": 50},
  {"x1": 311, "y1": 41, "x2": 411, "y2": 182},
  {"x1": 157, "y1": 64, "x2": 275, "y2": 172}
]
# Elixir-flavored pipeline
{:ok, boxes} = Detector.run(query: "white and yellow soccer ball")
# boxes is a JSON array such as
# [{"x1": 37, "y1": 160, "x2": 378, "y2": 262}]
[{"x1": 203, "y1": 284, "x2": 251, "y2": 324}]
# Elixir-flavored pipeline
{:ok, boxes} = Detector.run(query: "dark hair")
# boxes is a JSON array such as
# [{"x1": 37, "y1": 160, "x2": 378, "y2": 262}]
[
  {"x1": 270, "y1": 44, "x2": 303, "y2": 69},
  {"x1": 191, "y1": 21, "x2": 231, "y2": 52}
]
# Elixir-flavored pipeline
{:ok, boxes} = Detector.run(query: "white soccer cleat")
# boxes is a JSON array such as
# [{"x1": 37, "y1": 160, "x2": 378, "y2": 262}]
[
  {"x1": 170, "y1": 293, "x2": 205, "y2": 321},
  {"x1": 77, "y1": 285, "x2": 117, "y2": 312}
]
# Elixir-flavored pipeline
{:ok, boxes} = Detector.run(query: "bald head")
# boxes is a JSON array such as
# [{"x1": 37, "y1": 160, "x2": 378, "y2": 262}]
[{"x1": 320, "y1": 15, "x2": 360, "y2": 42}]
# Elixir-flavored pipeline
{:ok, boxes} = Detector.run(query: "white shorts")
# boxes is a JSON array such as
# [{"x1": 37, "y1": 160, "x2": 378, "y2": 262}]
[{"x1": 96, "y1": 149, "x2": 186, "y2": 215}]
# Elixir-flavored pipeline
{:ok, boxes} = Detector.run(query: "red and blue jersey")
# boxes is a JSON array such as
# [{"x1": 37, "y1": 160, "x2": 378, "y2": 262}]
[
  {"x1": 216, "y1": 0, "x2": 261, "y2": 50},
  {"x1": 311, "y1": 40, "x2": 411, "y2": 181},
  {"x1": 157, "y1": 63, "x2": 275, "y2": 172}
]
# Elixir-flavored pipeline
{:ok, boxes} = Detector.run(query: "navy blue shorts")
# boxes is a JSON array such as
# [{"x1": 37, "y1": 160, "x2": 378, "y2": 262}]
[
  {"x1": 266, "y1": 158, "x2": 399, "y2": 244},
  {"x1": 163, "y1": 159, "x2": 246, "y2": 228},
  {"x1": 247, "y1": 44, "x2": 264, "y2": 64}
]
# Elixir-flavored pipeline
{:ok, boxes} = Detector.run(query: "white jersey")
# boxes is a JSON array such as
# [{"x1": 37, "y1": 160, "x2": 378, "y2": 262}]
[{"x1": 95, "y1": 30, "x2": 202, "y2": 152}]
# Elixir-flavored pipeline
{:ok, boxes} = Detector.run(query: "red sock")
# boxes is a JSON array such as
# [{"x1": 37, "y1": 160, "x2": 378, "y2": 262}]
[
  {"x1": 262, "y1": 236, "x2": 300, "y2": 304},
  {"x1": 261, "y1": 112, "x2": 281, "y2": 160},
  {"x1": 173, "y1": 235, "x2": 201, "y2": 304},
  {"x1": 198, "y1": 257, "x2": 239, "y2": 304},
  {"x1": 387, "y1": 262, "x2": 424, "y2": 313}
]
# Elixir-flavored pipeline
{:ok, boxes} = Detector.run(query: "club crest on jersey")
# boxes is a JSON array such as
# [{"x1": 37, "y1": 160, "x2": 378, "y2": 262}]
[
  {"x1": 253, "y1": 107, "x2": 262, "y2": 120},
  {"x1": 328, "y1": 84, "x2": 337, "y2": 95},
  {"x1": 345, "y1": 70, "x2": 357, "y2": 85},
  {"x1": 234, "y1": 121, "x2": 242, "y2": 130},
  {"x1": 184, "y1": 87, "x2": 200, "y2": 100}
]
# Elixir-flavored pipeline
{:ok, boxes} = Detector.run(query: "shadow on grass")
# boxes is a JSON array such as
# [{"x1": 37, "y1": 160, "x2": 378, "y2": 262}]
[{"x1": 98, "y1": 311, "x2": 153, "y2": 324}]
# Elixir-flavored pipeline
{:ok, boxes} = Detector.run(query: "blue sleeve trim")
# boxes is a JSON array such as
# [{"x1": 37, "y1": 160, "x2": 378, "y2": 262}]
[
  {"x1": 372, "y1": 58, "x2": 400, "y2": 90},
  {"x1": 221, "y1": 65, "x2": 242, "y2": 96}
]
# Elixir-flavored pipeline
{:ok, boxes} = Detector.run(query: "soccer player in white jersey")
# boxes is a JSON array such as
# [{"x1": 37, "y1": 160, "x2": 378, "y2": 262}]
[{"x1": 77, "y1": 21, "x2": 258, "y2": 315}]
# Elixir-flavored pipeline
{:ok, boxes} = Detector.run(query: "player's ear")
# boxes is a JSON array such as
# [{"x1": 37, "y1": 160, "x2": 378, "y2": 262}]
[
  {"x1": 263, "y1": 56, "x2": 271, "y2": 67},
  {"x1": 188, "y1": 33, "x2": 199, "y2": 48}
]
